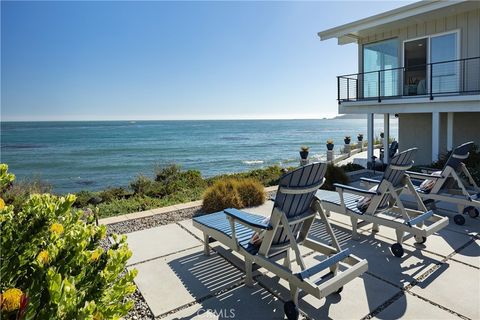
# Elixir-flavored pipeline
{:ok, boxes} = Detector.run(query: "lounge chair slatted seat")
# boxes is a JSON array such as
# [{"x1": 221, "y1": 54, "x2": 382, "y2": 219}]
[
  {"x1": 316, "y1": 148, "x2": 449, "y2": 258},
  {"x1": 406, "y1": 141, "x2": 480, "y2": 225},
  {"x1": 193, "y1": 162, "x2": 368, "y2": 320},
  {"x1": 316, "y1": 191, "x2": 365, "y2": 215}
]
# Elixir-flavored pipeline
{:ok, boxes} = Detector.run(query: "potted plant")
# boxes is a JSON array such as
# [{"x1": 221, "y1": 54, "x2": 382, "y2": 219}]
[
  {"x1": 299, "y1": 146, "x2": 309, "y2": 160},
  {"x1": 380, "y1": 132, "x2": 385, "y2": 138},
  {"x1": 344, "y1": 136, "x2": 351, "y2": 144},
  {"x1": 357, "y1": 134, "x2": 364, "y2": 142},
  {"x1": 326, "y1": 140, "x2": 334, "y2": 151}
]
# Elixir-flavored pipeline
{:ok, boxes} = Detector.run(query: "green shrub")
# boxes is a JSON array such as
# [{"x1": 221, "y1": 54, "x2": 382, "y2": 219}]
[
  {"x1": 98, "y1": 187, "x2": 130, "y2": 202},
  {"x1": 73, "y1": 190, "x2": 97, "y2": 208},
  {"x1": 236, "y1": 178, "x2": 265, "y2": 208},
  {"x1": 0, "y1": 164, "x2": 136, "y2": 319},
  {"x1": 2, "y1": 177, "x2": 52, "y2": 212},
  {"x1": 340, "y1": 163, "x2": 365, "y2": 173},
  {"x1": 130, "y1": 175, "x2": 156, "y2": 196},
  {"x1": 322, "y1": 163, "x2": 350, "y2": 191},
  {"x1": 208, "y1": 165, "x2": 286, "y2": 187},
  {"x1": 202, "y1": 179, "x2": 243, "y2": 214}
]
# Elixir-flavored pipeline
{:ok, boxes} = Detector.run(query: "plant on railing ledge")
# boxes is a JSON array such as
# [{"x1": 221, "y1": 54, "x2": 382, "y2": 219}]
[
  {"x1": 0, "y1": 164, "x2": 137, "y2": 319},
  {"x1": 326, "y1": 140, "x2": 334, "y2": 151}
]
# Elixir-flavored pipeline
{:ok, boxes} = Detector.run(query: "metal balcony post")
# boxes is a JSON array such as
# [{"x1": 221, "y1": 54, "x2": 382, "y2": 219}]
[
  {"x1": 429, "y1": 64, "x2": 433, "y2": 100},
  {"x1": 347, "y1": 78, "x2": 350, "y2": 101},
  {"x1": 356, "y1": 78, "x2": 359, "y2": 101},
  {"x1": 377, "y1": 71, "x2": 381, "y2": 102},
  {"x1": 337, "y1": 76, "x2": 340, "y2": 101}
]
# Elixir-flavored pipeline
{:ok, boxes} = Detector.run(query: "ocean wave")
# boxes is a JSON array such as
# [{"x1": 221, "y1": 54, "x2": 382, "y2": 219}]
[
  {"x1": 242, "y1": 160, "x2": 264, "y2": 165},
  {"x1": 1, "y1": 144, "x2": 46, "y2": 149},
  {"x1": 221, "y1": 136, "x2": 248, "y2": 141}
]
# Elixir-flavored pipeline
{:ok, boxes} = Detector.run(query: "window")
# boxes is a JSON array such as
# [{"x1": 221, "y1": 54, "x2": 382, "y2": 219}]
[{"x1": 363, "y1": 39, "x2": 399, "y2": 98}]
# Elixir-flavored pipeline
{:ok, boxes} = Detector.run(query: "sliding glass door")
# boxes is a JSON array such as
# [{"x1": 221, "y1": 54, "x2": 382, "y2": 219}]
[
  {"x1": 430, "y1": 33, "x2": 458, "y2": 93},
  {"x1": 363, "y1": 39, "x2": 399, "y2": 98}
]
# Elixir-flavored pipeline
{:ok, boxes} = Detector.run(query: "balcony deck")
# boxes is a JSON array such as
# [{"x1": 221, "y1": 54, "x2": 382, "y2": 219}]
[{"x1": 337, "y1": 56, "x2": 480, "y2": 114}]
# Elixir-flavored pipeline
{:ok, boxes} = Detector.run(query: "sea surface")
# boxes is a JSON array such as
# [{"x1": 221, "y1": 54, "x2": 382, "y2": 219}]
[{"x1": 1, "y1": 119, "x2": 398, "y2": 194}]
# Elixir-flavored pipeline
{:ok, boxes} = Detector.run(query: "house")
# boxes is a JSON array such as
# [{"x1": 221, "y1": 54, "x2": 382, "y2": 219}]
[{"x1": 319, "y1": 0, "x2": 480, "y2": 166}]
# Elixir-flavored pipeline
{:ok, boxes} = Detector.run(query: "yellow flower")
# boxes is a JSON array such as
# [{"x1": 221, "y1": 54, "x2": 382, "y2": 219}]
[
  {"x1": 0, "y1": 198, "x2": 5, "y2": 210},
  {"x1": 1, "y1": 288, "x2": 23, "y2": 312},
  {"x1": 90, "y1": 250, "x2": 102, "y2": 263},
  {"x1": 37, "y1": 250, "x2": 49, "y2": 266},
  {"x1": 50, "y1": 223, "x2": 64, "y2": 235}
]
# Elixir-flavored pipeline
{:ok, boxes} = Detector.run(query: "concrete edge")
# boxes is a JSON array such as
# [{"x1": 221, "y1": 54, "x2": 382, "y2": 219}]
[{"x1": 98, "y1": 185, "x2": 279, "y2": 225}]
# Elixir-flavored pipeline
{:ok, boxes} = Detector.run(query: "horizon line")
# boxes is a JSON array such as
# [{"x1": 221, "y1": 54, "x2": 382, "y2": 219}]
[{"x1": 0, "y1": 117, "x2": 339, "y2": 123}]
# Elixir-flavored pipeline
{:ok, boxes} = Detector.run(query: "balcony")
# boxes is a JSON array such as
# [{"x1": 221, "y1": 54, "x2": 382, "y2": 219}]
[{"x1": 337, "y1": 56, "x2": 480, "y2": 103}]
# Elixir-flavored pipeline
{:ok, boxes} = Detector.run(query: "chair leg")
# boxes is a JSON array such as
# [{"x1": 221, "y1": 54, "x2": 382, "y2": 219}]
[
  {"x1": 283, "y1": 250, "x2": 292, "y2": 269},
  {"x1": 372, "y1": 223, "x2": 379, "y2": 233},
  {"x1": 289, "y1": 284, "x2": 299, "y2": 305},
  {"x1": 245, "y1": 259, "x2": 253, "y2": 287},
  {"x1": 395, "y1": 229, "x2": 404, "y2": 244},
  {"x1": 203, "y1": 233, "x2": 210, "y2": 256},
  {"x1": 350, "y1": 216, "x2": 360, "y2": 240}
]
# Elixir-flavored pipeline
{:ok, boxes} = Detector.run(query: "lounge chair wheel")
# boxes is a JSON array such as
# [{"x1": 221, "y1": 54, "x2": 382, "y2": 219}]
[
  {"x1": 463, "y1": 206, "x2": 479, "y2": 218},
  {"x1": 391, "y1": 243, "x2": 404, "y2": 258},
  {"x1": 453, "y1": 214, "x2": 466, "y2": 225},
  {"x1": 414, "y1": 235, "x2": 427, "y2": 244},
  {"x1": 284, "y1": 301, "x2": 299, "y2": 320}
]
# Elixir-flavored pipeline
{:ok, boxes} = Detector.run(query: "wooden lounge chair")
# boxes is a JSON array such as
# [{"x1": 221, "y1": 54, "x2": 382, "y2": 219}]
[
  {"x1": 406, "y1": 141, "x2": 479, "y2": 226},
  {"x1": 380, "y1": 140, "x2": 399, "y2": 164},
  {"x1": 193, "y1": 163, "x2": 368, "y2": 320},
  {"x1": 316, "y1": 148, "x2": 449, "y2": 258}
]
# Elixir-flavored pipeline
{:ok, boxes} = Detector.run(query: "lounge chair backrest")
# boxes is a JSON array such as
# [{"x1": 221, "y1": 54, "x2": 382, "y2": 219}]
[
  {"x1": 374, "y1": 148, "x2": 417, "y2": 210},
  {"x1": 444, "y1": 141, "x2": 474, "y2": 171},
  {"x1": 389, "y1": 141, "x2": 399, "y2": 158},
  {"x1": 272, "y1": 162, "x2": 327, "y2": 245}
]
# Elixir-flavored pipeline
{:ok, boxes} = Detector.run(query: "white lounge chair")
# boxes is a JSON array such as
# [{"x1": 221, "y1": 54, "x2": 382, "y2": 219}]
[
  {"x1": 193, "y1": 163, "x2": 368, "y2": 320},
  {"x1": 406, "y1": 141, "x2": 480, "y2": 225},
  {"x1": 316, "y1": 148, "x2": 449, "y2": 258}
]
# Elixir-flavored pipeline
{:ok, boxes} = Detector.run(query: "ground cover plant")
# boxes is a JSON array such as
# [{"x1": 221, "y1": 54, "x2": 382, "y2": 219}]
[{"x1": 3, "y1": 162, "x2": 371, "y2": 218}]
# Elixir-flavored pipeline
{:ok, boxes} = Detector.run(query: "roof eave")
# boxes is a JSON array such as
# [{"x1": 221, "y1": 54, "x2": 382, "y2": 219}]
[{"x1": 318, "y1": 0, "x2": 467, "y2": 44}]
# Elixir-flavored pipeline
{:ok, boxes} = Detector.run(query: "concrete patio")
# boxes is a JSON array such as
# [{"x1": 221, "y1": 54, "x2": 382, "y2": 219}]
[{"x1": 114, "y1": 194, "x2": 480, "y2": 320}]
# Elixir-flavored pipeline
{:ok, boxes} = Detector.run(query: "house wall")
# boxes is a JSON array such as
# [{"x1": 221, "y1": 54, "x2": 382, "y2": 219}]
[
  {"x1": 357, "y1": 7, "x2": 480, "y2": 75},
  {"x1": 398, "y1": 111, "x2": 480, "y2": 165},
  {"x1": 453, "y1": 112, "x2": 480, "y2": 147},
  {"x1": 398, "y1": 113, "x2": 432, "y2": 165}
]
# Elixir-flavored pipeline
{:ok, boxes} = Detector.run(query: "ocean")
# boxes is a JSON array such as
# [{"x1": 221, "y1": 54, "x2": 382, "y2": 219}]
[{"x1": 0, "y1": 119, "x2": 398, "y2": 194}]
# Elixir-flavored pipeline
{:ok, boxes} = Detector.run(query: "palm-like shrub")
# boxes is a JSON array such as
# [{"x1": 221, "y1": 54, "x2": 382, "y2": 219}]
[{"x1": 0, "y1": 164, "x2": 136, "y2": 319}]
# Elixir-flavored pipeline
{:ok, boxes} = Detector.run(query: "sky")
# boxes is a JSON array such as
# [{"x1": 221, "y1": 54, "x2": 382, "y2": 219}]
[{"x1": 1, "y1": 1, "x2": 412, "y2": 121}]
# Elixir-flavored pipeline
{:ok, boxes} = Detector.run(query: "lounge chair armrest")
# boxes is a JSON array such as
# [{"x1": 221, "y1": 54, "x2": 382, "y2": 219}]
[
  {"x1": 360, "y1": 177, "x2": 381, "y2": 188},
  {"x1": 418, "y1": 166, "x2": 439, "y2": 174},
  {"x1": 333, "y1": 183, "x2": 377, "y2": 197},
  {"x1": 224, "y1": 208, "x2": 272, "y2": 230},
  {"x1": 406, "y1": 171, "x2": 442, "y2": 180}
]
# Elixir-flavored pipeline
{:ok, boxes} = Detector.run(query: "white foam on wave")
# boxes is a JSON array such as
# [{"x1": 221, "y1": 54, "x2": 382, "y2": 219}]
[{"x1": 242, "y1": 160, "x2": 264, "y2": 165}]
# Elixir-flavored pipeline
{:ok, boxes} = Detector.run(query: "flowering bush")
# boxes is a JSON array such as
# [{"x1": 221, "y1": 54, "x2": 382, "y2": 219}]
[{"x1": 0, "y1": 164, "x2": 137, "y2": 319}]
